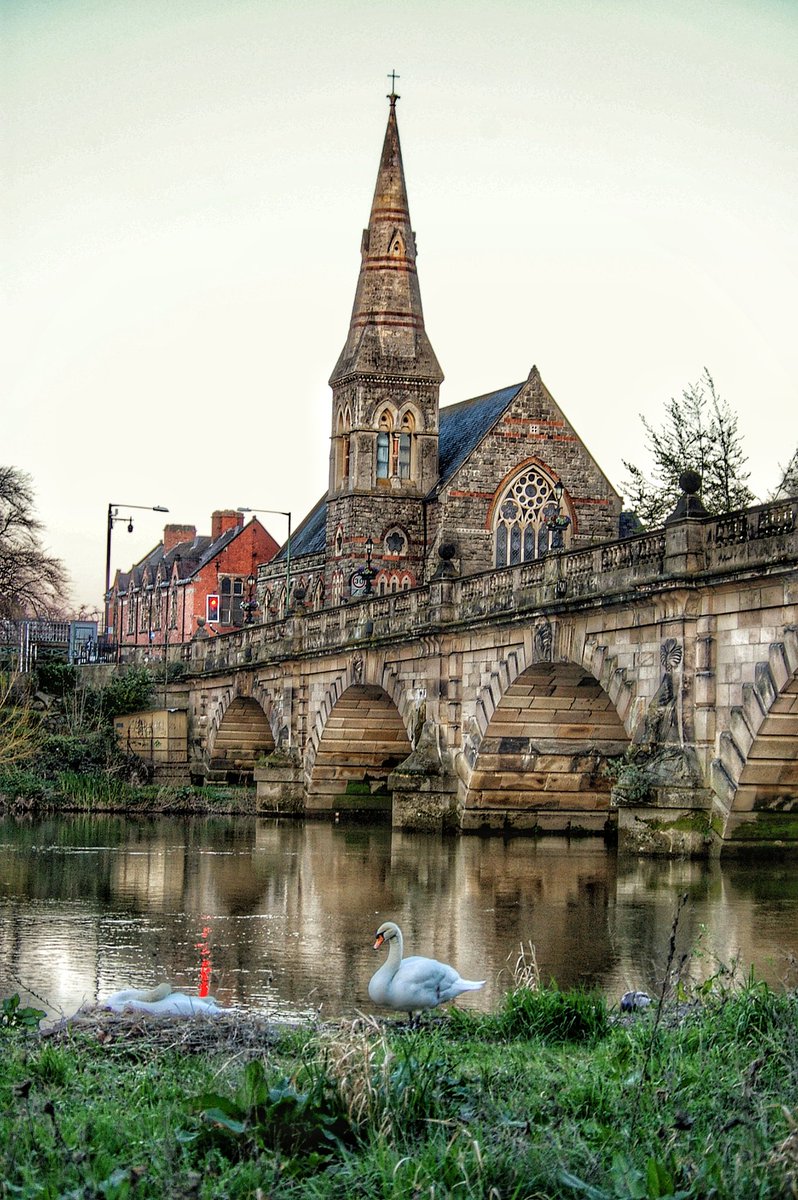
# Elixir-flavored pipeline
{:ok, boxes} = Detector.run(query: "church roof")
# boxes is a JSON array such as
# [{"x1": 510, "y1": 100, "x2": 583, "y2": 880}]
[
  {"x1": 274, "y1": 492, "x2": 327, "y2": 560},
  {"x1": 436, "y1": 383, "x2": 524, "y2": 487}
]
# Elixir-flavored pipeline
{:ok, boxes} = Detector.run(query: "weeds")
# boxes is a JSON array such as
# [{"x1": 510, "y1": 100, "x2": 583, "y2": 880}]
[
  {"x1": 1, "y1": 993, "x2": 46, "y2": 1031},
  {"x1": 1, "y1": 956, "x2": 797, "y2": 1198}
]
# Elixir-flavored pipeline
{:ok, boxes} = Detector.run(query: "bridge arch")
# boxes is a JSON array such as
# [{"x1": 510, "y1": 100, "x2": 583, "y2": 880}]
[
  {"x1": 306, "y1": 681, "x2": 413, "y2": 814},
  {"x1": 206, "y1": 683, "x2": 279, "y2": 784},
  {"x1": 712, "y1": 628, "x2": 798, "y2": 835},
  {"x1": 463, "y1": 659, "x2": 631, "y2": 833}
]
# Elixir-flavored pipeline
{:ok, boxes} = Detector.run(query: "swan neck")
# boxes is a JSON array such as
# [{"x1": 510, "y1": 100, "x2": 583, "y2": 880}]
[{"x1": 387, "y1": 928, "x2": 403, "y2": 968}]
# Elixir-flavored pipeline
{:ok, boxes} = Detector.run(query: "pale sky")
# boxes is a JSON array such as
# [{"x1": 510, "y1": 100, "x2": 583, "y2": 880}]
[{"x1": 4, "y1": 0, "x2": 796, "y2": 613}]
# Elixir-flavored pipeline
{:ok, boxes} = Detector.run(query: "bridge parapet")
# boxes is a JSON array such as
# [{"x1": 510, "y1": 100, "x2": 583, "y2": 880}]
[
  {"x1": 704, "y1": 499, "x2": 796, "y2": 570},
  {"x1": 181, "y1": 499, "x2": 798, "y2": 674}
]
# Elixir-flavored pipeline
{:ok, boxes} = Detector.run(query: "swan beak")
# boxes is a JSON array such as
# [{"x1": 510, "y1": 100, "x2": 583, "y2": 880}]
[{"x1": 373, "y1": 933, "x2": 385, "y2": 950}]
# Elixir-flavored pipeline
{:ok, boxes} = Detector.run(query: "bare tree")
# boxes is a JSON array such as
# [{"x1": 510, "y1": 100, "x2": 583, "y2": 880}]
[
  {"x1": 622, "y1": 370, "x2": 754, "y2": 528},
  {"x1": 772, "y1": 447, "x2": 798, "y2": 499},
  {"x1": 0, "y1": 466, "x2": 69, "y2": 618}
]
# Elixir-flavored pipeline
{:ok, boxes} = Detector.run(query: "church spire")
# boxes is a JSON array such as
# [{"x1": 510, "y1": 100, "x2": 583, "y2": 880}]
[{"x1": 330, "y1": 92, "x2": 443, "y2": 385}]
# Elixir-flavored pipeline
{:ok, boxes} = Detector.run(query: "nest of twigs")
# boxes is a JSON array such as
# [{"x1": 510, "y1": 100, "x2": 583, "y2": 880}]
[{"x1": 39, "y1": 1006, "x2": 295, "y2": 1056}]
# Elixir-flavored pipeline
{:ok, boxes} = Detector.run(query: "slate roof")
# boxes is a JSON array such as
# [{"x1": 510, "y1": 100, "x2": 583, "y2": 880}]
[
  {"x1": 115, "y1": 527, "x2": 244, "y2": 592},
  {"x1": 281, "y1": 383, "x2": 527, "y2": 561},
  {"x1": 274, "y1": 493, "x2": 327, "y2": 560},
  {"x1": 436, "y1": 383, "x2": 524, "y2": 489}
]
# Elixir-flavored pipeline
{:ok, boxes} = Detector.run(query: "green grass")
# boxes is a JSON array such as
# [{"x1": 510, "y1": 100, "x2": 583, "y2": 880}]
[{"x1": 1, "y1": 976, "x2": 797, "y2": 1199}]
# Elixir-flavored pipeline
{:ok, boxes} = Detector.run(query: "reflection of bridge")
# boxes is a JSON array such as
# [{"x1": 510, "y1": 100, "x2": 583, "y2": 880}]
[{"x1": 179, "y1": 497, "x2": 798, "y2": 856}]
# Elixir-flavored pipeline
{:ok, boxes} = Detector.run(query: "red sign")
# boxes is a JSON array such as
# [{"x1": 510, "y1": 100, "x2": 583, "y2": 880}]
[{"x1": 206, "y1": 594, "x2": 220, "y2": 623}]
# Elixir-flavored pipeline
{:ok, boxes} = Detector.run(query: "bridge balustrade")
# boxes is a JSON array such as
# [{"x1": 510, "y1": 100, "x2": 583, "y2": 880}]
[
  {"x1": 176, "y1": 498, "x2": 798, "y2": 674},
  {"x1": 705, "y1": 498, "x2": 796, "y2": 568}
]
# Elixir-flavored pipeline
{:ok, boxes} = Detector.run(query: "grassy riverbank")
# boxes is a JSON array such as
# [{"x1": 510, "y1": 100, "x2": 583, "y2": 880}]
[
  {"x1": 0, "y1": 769, "x2": 258, "y2": 815},
  {"x1": 2, "y1": 975, "x2": 796, "y2": 1199}
]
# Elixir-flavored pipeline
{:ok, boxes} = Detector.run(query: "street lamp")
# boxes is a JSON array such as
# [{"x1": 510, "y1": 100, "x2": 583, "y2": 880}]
[
  {"x1": 352, "y1": 535, "x2": 378, "y2": 596},
  {"x1": 545, "y1": 481, "x2": 571, "y2": 543},
  {"x1": 104, "y1": 502, "x2": 169, "y2": 634},
  {"x1": 364, "y1": 535, "x2": 375, "y2": 595},
  {"x1": 244, "y1": 573, "x2": 257, "y2": 624},
  {"x1": 237, "y1": 507, "x2": 292, "y2": 618},
  {"x1": 545, "y1": 480, "x2": 571, "y2": 598}
]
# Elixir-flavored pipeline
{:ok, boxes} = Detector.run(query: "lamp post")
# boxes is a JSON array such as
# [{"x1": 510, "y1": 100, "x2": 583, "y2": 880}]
[
  {"x1": 244, "y1": 573, "x2": 257, "y2": 624},
  {"x1": 352, "y1": 535, "x2": 377, "y2": 596},
  {"x1": 237, "y1": 507, "x2": 292, "y2": 618},
  {"x1": 546, "y1": 480, "x2": 571, "y2": 598},
  {"x1": 364, "y1": 535, "x2": 375, "y2": 595},
  {"x1": 104, "y1": 502, "x2": 169, "y2": 636}
]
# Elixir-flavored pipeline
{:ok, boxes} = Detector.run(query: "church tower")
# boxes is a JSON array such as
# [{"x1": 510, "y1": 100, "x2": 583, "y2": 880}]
[{"x1": 325, "y1": 89, "x2": 444, "y2": 603}]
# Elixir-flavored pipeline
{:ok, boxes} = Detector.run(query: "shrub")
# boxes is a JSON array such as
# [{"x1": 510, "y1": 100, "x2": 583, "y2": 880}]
[
  {"x1": 99, "y1": 667, "x2": 154, "y2": 720},
  {"x1": 496, "y1": 984, "x2": 609, "y2": 1042}
]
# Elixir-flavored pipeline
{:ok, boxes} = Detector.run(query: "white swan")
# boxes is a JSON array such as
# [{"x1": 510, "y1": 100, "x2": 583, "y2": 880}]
[
  {"x1": 368, "y1": 921, "x2": 485, "y2": 1019},
  {"x1": 101, "y1": 983, "x2": 231, "y2": 1017}
]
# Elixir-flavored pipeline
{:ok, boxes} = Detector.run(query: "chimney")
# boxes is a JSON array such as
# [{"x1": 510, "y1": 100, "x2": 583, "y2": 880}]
[
  {"x1": 211, "y1": 509, "x2": 244, "y2": 540},
  {"x1": 163, "y1": 524, "x2": 197, "y2": 552}
]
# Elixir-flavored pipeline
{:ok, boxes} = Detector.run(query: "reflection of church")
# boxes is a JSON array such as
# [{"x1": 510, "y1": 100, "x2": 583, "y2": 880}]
[{"x1": 259, "y1": 92, "x2": 624, "y2": 614}]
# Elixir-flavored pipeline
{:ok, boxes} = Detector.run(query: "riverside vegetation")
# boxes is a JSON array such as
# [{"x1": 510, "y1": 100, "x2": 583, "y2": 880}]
[
  {"x1": 1, "y1": 944, "x2": 797, "y2": 1199},
  {"x1": 0, "y1": 663, "x2": 253, "y2": 814}
]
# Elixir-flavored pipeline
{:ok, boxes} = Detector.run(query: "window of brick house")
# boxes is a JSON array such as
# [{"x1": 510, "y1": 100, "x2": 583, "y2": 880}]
[
  {"x1": 494, "y1": 467, "x2": 570, "y2": 566},
  {"x1": 139, "y1": 590, "x2": 150, "y2": 632},
  {"x1": 219, "y1": 577, "x2": 244, "y2": 626}
]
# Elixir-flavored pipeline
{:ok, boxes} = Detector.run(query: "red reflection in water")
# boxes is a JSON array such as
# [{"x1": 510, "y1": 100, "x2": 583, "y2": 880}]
[{"x1": 195, "y1": 922, "x2": 212, "y2": 997}]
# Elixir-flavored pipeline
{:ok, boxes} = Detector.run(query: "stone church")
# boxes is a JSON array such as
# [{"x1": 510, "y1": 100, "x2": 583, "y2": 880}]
[{"x1": 259, "y1": 93, "x2": 624, "y2": 615}]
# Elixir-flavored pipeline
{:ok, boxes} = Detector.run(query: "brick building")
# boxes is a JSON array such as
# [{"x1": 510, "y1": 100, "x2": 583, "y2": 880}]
[
  {"x1": 259, "y1": 93, "x2": 625, "y2": 614},
  {"x1": 108, "y1": 510, "x2": 278, "y2": 652}
]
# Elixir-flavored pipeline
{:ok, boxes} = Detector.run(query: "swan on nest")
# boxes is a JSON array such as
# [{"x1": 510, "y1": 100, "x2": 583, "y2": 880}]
[
  {"x1": 101, "y1": 983, "x2": 231, "y2": 1017},
  {"x1": 368, "y1": 920, "x2": 485, "y2": 1020}
]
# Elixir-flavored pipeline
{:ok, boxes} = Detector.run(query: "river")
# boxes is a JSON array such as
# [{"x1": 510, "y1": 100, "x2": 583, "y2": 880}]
[{"x1": 1, "y1": 815, "x2": 796, "y2": 1022}]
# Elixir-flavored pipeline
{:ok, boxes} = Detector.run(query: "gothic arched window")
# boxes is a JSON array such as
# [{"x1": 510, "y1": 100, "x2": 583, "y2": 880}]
[
  {"x1": 336, "y1": 408, "x2": 351, "y2": 481},
  {"x1": 331, "y1": 569, "x2": 344, "y2": 606},
  {"x1": 397, "y1": 411, "x2": 414, "y2": 479},
  {"x1": 376, "y1": 410, "x2": 393, "y2": 479},
  {"x1": 494, "y1": 467, "x2": 570, "y2": 567}
]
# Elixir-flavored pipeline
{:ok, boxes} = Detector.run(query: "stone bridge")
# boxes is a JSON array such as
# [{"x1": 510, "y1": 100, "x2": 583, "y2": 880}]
[{"x1": 179, "y1": 499, "x2": 798, "y2": 856}]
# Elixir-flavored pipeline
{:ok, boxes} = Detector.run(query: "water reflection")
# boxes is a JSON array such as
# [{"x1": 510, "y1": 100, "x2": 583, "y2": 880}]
[{"x1": 0, "y1": 816, "x2": 796, "y2": 1022}]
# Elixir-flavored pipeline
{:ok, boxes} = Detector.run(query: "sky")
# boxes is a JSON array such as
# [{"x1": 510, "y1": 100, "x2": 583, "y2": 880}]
[{"x1": 4, "y1": 0, "x2": 797, "y2": 614}]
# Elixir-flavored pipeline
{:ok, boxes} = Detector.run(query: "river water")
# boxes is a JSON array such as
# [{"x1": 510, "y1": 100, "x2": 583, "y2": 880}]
[{"x1": 1, "y1": 815, "x2": 796, "y2": 1023}]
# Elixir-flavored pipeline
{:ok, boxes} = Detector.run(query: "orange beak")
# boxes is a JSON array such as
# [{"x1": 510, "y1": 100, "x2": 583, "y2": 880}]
[{"x1": 373, "y1": 932, "x2": 385, "y2": 950}]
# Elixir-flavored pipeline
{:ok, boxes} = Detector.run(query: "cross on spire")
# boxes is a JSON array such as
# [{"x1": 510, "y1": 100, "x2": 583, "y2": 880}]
[{"x1": 387, "y1": 70, "x2": 400, "y2": 107}]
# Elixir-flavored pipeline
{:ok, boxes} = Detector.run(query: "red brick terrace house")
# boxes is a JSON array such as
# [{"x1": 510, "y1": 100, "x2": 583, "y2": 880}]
[{"x1": 107, "y1": 510, "x2": 279, "y2": 653}]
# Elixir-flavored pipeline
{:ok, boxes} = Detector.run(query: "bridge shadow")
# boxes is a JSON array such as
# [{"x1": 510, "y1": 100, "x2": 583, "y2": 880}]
[
  {"x1": 307, "y1": 683, "x2": 412, "y2": 816},
  {"x1": 463, "y1": 662, "x2": 630, "y2": 834}
]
